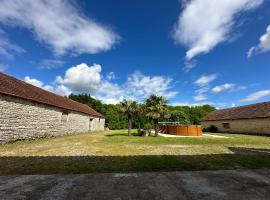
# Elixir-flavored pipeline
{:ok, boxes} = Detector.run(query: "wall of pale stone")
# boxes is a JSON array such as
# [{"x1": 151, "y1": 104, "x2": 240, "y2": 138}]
[
  {"x1": 90, "y1": 117, "x2": 105, "y2": 131},
  {"x1": 0, "y1": 94, "x2": 105, "y2": 143},
  {"x1": 201, "y1": 118, "x2": 270, "y2": 135}
]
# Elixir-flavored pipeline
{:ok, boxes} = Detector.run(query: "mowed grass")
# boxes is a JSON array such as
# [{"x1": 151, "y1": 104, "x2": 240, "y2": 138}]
[{"x1": 0, "y1": 130, "x2": 269, "y2": 174}]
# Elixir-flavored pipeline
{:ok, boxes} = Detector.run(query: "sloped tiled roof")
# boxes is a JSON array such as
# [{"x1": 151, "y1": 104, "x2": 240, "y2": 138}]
[
  {"x1": 0, "y1": 72, "x2": 103, "y2": 117},
  {"x1": 201, "y1": 101, "x2": 270, "y2": 121}
]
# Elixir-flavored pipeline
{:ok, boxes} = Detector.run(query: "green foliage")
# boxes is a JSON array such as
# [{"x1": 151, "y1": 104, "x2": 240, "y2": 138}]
[
  {"x1": 144, "y1": 95, "x2": 170, "y2": 121},
  {"x1": 167, "y1": 104, "x2": 216, "y2": 125},
  {"x1": 68, "y1": 94, "x2": 216, "y2": 130},
  {"x1": 169, "y1": 110, "x2": 190, "y2": 124},
  {"x1": 68, "y1": 93, "x2": 103, "y2": 113},
  {"x1": 118, "y1": 99, "x2": 140, "y2": 135},
  {"x1": 118, "y1": 100, "x2": 139, "y2": 117}
]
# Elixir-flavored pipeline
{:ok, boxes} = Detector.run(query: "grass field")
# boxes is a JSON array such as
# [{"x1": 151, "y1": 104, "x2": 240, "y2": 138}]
[{"x1": 0, "y1": 130, "x2": 269, "y2": 174}]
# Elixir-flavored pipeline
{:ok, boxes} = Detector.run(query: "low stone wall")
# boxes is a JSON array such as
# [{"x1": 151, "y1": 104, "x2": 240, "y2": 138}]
[
  {"x1": 0, "y1": 94, "x2": 104, "y2": 143},
  {"x1": 202, "y1": 118, "x2": 270, "y2": 135}
]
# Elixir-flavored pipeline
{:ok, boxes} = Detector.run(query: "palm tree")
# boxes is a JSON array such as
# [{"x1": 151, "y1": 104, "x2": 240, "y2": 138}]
[
  {"x1": 118, "y1": 99, "x2": 139, "y2": 136},
  {"x1": 144, "y1": 95, "x2": 170, "y2": 137}
]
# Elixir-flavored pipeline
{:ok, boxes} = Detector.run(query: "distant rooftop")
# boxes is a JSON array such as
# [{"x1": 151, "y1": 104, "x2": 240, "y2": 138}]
[{"x1": 201, "y1": 101, "x2": 270, "y2": 121}]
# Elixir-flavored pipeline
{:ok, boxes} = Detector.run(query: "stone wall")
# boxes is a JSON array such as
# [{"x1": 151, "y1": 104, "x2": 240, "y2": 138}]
[
  {"x1": 202, "y1": 118, "x2": 270, "y2": 135},
  {"x1": 0, "y1": 94, "x2": 105, "y2": 143}
]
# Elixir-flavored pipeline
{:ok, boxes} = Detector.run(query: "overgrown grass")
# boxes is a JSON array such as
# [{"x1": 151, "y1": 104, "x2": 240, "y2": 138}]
[{"x1": 0, "y1": 130, "x2": 269, "y2": 174}]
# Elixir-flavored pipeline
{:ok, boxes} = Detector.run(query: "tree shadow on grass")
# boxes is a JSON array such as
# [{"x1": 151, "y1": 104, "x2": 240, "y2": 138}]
[
  {"x1": 0, "y1": 147, "x2": 269, "y2": 175},
  {"x1": 105, "y1": 133, "x2": 142, "y2": 137}
]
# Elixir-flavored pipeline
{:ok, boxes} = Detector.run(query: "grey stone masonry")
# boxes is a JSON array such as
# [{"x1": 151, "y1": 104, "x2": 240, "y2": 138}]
[
  {"x1": 202, "y1": 118, "x2": 270, "y2": 135},
  {"x1": 0, "y1": 94, "x2": 105, "y2": 143}
]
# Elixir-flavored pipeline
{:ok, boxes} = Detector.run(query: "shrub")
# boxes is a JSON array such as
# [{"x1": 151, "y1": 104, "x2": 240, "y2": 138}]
[{"x1": 205, "y1": 125, "x2": 218, "y2": 133}]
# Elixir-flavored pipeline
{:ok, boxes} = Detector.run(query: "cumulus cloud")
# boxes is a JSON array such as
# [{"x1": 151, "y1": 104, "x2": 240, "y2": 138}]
[
  {"x1": 94, "y1": 71, "x2": 178, "y2": 104},
  {"x1": 212, "y1": 83, "x2": 235, "y2": 93},
  {"x1": 24, "y1": 76, "x2": 71, "y2": 96},
  {"x1": 126, "y1": 72, "x2": 178, "y2": 100},
  {"x1": 248, "y1": 25, "x2": 270, "y2": 57},
  {"x1": 240, "y1": 90, "x2": 270, "y2": 102},
  {"x1": 0, "y1": 0, "x2": 119, "y2": 56},
  {"x1": 31, "y1": 63, "x2": 178, "y2": 104},
  {"x1": 24, "y1": 76, "x2": 44, "y2": 88},
  {"x1": 195, "y1": 74, "x2": 217, "y2": 87},
  {"x1": 173, "y1": 0, "x2": 264, "y2": 60},
  {"x1": 106, "y1": 72, "x2": 116, "y2": 80},
  {"x1": 55, "y1": 63, "x2": 102, "y2": 93}
]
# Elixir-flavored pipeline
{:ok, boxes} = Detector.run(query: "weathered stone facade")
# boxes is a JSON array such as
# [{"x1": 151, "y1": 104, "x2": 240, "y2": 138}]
[
  {"x1": 0, "y1": 94, "x2": 105, "y2": 143},
  {"x1": 202, "y1": 118, "x2": 270, "y2": 135}
]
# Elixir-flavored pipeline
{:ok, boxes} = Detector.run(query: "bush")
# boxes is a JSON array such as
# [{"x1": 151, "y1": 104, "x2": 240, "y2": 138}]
[{"x1": 204, "y1": 125, "x2": 218, "y2": 133}]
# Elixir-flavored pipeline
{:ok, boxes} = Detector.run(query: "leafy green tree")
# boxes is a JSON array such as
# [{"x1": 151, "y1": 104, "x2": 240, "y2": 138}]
[
  {"x1": 118, "y1": 99, "x2": 139, "y2": 136},
  {"x1": 68, "y1": 93, "x2": 215, "y2": 130},
  {"x1": 169, "y1": 110, "x2": 190, "y2": 124},
  {"x1": 68, "y1": 93, "x2": 103, "y2": 114},
  {"x1": 144, "y1": 95, "x2": 170, "y2": 137}
]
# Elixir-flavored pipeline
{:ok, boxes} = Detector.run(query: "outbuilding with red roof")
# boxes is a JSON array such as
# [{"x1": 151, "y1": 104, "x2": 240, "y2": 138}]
[
  {"x1": 201, "y1": 102, "x2": 270, "y2": 135},
  {"x1": 0, "y1": 72, "x2": 105, "y2": 143}
]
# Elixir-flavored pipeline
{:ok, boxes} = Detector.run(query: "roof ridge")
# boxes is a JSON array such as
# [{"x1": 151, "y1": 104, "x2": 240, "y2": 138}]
[
  {"x1": 0, "y1": 72, "x2": 103, "y2": 117},
  {"x1": 216, "y1": 101, "x2": 270, "y2": 112}
]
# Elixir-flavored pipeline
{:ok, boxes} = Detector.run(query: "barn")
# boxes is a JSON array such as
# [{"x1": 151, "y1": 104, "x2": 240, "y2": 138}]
[
  {"x1": 201, "y1": 101, "x2": 270, "y2": 135},
  {"x1": 0, "y1": 72, "x2": 105, "y2": 144}
]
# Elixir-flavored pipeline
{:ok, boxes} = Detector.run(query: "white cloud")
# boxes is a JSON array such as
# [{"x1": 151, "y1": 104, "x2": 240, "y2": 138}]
[
  {"x1": 240, "y1": 90, "x2": 270, "y2": 102},
  {"x1": 106, "y1": 72, "x2": 116, "y2": 80},
  {"x1": 182, "y1": 60, "x2": 197, "y2": 72},
  {"x1": 126, "y1": 71, "x2": 178, "y2": 100},
  {"x1": 56, "y1": 63, "x2": 102, "y2": 93},
  {"x1": 248, "y1": 25, "x2": 270, "y2": 57},
  {"x1": 39, "y1": 59, "x2": 64, "y2": 69},
  {"x1": 171, "y1": 101, "x2": 214, "y2": 107},
  {"x1": 0, "y1": 0, "x2": 119, "y2": 56},
  {"x1": 57, "y1": 64, "x2": 178, "y2": 104},
  {"x1": 173, "y1": 0, "x2": 264, "y2": 60},
  {"x1": 212, "y1": 83, "x2": 235, "y2": 93},
  {"x1": 195, "y1": 74, "x2": 217, "y2": 87},
  {"x1": 24, "y1": 76, "x2": 44, "y2": 88},
  {"x1": 24, "y1": 76, "x2": 71, "y2": 96},
  {"x1": 193, "y1": 94, "x2": 207, "y2": 101},
  {"x1": 193, "y1": 74, "x2": 217, "y2": 101}
]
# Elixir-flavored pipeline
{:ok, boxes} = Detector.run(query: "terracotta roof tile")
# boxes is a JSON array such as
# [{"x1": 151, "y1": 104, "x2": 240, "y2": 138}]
[
  {"x1": 0, "y1": 72, "x2": 103, "y2": 117},
  {"x1": 201, "y1": 101, "x2": 270, "y2": 121}
]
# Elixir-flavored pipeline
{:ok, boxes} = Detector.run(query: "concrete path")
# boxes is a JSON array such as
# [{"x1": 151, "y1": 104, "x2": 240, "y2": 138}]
[
  {"x1": 159, "y1": 133, "x2": 230, "y2": 138},
  {"x1": 0, "y1": 169, "x2": 269, "y2": 200}
]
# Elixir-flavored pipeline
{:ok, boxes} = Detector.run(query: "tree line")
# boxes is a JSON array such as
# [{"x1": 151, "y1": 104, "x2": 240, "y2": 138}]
[{"x1": 69, "y1": 93, "x2": 215, "y2": 135}]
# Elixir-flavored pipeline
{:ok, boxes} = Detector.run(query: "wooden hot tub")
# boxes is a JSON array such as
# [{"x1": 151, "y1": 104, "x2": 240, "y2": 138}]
[{"x1": 159, "y1": 124, "x2": 202, "y2": 136}]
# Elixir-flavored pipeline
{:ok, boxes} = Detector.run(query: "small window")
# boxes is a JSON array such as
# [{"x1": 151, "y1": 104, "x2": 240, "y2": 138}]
[
  {"x1": 61, "y1": 111, "x2": 68, "y2": 122},
  {"x1": 223, "y1": 123, "x2": 230, "y2": 129}
]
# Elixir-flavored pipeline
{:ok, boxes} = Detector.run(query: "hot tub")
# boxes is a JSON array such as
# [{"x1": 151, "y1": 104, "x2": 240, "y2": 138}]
[{"x1": 159, "y1": 124, "x2": 202, "y2": 136}]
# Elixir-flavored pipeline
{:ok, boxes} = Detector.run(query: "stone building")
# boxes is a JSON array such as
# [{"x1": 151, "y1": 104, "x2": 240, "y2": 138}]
[
  {"x1": 0, "y1": 72, "x2": 105, "y2": 143},
  {"x1": 201, "y1": 101, "x2": 270, "y2": 135}
]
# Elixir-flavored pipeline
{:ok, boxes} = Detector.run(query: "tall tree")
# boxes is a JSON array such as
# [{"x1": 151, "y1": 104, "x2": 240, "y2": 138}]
[
  {"x1": 118, "y1": 99, "x2": 139, "y2": 136},
  {"x1": 144, "y1": 95, "x2": 169, "y2": 137}
]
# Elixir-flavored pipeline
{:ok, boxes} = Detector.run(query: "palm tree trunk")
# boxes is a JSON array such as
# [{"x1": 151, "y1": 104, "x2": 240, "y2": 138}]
[
  {"x1": 154, "y1": 119, "x2": 159, "y2": 137},
  {"x1": 128, "y1": 116, "x2": 132, "y2": 136}
]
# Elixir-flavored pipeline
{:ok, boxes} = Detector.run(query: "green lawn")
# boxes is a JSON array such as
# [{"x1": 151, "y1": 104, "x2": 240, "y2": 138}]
[{"x1": 0, "y1": 130, "x2": 269, "y2": 174}]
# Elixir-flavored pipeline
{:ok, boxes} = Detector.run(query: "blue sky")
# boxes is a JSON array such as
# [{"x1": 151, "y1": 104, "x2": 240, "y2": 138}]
[{"x1": 0, "y1": 0, "x2": 270, "y2": 108}]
